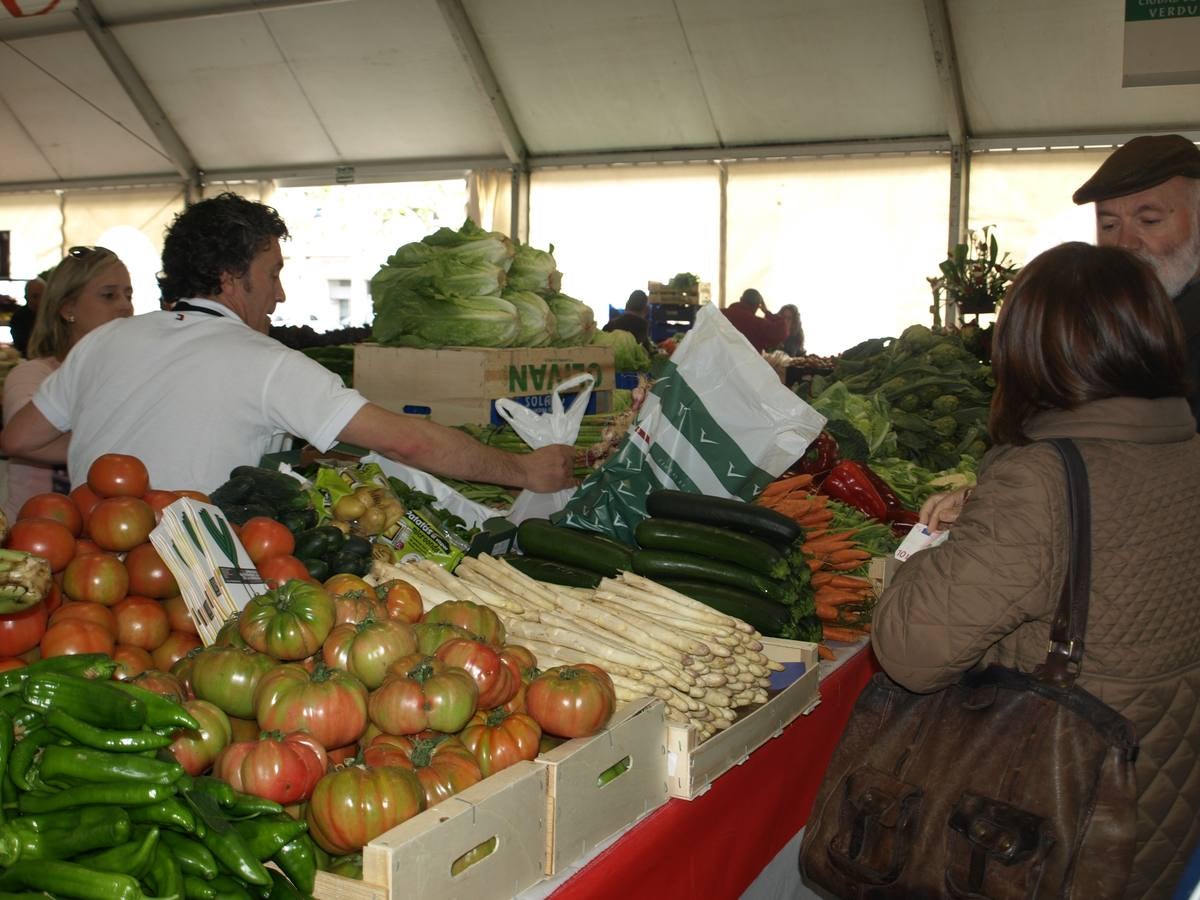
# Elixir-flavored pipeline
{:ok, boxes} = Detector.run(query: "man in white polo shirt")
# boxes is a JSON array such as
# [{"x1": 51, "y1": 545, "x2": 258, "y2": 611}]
[{"x1": 1, "y1": 193, "x2": 574, "y2": 495}]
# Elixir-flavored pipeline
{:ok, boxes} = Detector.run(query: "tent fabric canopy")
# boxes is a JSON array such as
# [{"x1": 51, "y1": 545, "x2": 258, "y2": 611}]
[{"x1": 0, "y1": 0, "x2": 1196, "y2": 194}]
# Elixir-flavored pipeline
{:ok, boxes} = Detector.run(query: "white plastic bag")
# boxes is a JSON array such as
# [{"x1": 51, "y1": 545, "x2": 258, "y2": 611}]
[{"x1": 493, "y1": 372, "x2": 592, "y2": 525}]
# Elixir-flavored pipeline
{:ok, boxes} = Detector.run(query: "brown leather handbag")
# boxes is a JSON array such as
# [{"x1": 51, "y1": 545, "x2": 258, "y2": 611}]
[{"x1": 800, "y1": 439, "x2": 1139, "y2": 899}]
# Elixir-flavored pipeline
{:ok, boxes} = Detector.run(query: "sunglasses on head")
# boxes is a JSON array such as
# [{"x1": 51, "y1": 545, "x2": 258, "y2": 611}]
[{"x1": 68, "y1": 246, "x2": 110, "y2": 259}]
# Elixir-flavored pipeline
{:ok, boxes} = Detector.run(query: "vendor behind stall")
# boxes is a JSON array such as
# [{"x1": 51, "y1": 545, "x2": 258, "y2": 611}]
[
  {"x1": 723, "y1": 288, "x2": 788, "y2": 353},
  {"x1": 602, "y1": 289, "x2": 652, "y2": 350},
  {"x1": 1, "y1": 193, "x2": 575, "y2": 495}
]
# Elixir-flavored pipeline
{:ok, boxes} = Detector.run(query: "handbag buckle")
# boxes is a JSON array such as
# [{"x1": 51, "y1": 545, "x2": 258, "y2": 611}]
[{"x1": 947, "y1": 794, "x2": 1049, "y2": 893}]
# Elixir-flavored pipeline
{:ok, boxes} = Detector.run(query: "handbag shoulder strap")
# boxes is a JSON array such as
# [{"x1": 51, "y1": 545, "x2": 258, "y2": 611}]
[{"x1": 1037, "y1": 437, "x2": 1091, "y2": 685}]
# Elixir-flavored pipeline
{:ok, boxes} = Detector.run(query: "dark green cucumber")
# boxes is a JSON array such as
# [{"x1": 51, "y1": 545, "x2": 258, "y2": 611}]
[
  {"x1": 631, "y1": 549, "x2": 797, "y2": 605},
  {"x1": 229, "y1": 466, "x2": 303, "y2": 506},
  {"x1": 516, "y1": 519, "x2": 633, "y2": 577},
  {"x1": 645, "y1": 489, "x2": 802, "y2": 548},
  {"x1": 503, "y1": 555, "x2": 602, "y2": 589},
  {"x1": 635, "y1": 518, "x2": 789, "y2": 578},
  {"x1": 658, "y1": 579, "x2": 796, "y2": 638}
]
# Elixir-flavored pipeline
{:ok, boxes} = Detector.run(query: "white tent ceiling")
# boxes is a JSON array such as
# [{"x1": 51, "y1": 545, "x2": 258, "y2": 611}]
[{"x1": 0, "y1": 0, "x2": 1197, "y2": 193}]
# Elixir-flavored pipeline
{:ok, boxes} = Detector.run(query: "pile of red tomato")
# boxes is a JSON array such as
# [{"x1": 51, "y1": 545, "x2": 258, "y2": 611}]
[
  {"x1": 0, "y1": 453, "x2": 210, "y2": 670},
  {"x1": 164, "y1": 577, "x2": 616, "y2": 856}
]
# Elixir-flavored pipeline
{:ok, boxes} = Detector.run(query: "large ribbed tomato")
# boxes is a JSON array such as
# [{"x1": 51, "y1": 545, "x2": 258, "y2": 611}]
[
  {"x1": 239, "y1": 579, "x2": 334, "y2": 661},
  {"x1": 422, "y1": 600, "x2": 505, "y2": 646},
  {"x1": 167, "y1": 698, "x2": 232, "y2": 776},
  {"x1": 321, "y1": 617, "x2": 417, "y2": 689},
  {"x1": 525, "y1": 664, "x2": 616, "y2": 738},
  {"x1": 367, "y1": 655, "x2": 478, "y2": 735},
  {"x1": 254, "y1": 662, "x2": 368, "y2": 750},
  {"x1": 459, "y1": 708, "x2": 541, "y2": 777},
  {"x1": 435, "y1": 638, "x2": 518, "y2": 709},
  {"x1": 306, "y1": 765, "x2": 425, "y2": 855},
  {"x1": 213, "y1": 731, "x2": 327, "y2": 805},
  {"x1": 362, "y1": 731, "x2": 481, "y2": 808},
  {"x1": 190, "y1": 646, "x2": 277, "y2": 719}
]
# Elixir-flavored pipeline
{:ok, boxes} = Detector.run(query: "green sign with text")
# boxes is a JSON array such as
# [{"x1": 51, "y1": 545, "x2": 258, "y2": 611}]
[{"x1": 1126, "y1": 0, "x2": 1200, "y2": 21}]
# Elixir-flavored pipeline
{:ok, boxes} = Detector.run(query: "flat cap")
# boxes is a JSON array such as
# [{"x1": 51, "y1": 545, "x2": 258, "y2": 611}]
[{"x1": 1073, "y1": 134, "x2": 1200, "y2": 204}]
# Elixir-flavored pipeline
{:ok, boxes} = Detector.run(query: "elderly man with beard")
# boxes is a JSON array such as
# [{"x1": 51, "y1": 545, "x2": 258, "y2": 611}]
[{"x1": 1074, "y1": 134, "x2": 1200, "y2": 428}]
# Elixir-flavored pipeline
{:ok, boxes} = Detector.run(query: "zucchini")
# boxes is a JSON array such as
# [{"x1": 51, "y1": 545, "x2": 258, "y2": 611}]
[
  {"x1": 631, "y1": 549, "x2": 798, "y2": 605},
  {"x1": 209, "y1": 475, "x2": 256, "y2": 509},
  {"x1": 645, "y1": 489, "x2": 802, "y2": 548},
  {"x1": 229, "y1": 466, "x2": 303, "y2": 507},
  {"x1": 516, "y1": 519, "x2": 633, "y2": 577},
  {"x1": 293, "y1": 526, "x2": 345, "y2": 560},
  {"x1": 502, "y1": 555, "x2": 602, "y2": 589},
  {"x1": 635, "y1": 518, "x2": 789, "y2": 579},
  {"x1": 657, "y1": 579, "x2": 797, "y2": 638}
]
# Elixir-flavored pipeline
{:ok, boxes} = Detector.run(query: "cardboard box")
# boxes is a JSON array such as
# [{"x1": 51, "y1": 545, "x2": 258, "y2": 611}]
[
  {"x1": 314, "y1": 761, "x2": 548, "y2": 900},
  {"x1": 665, "y1": 637, "x2": 820, "y2": 800},
  {"x1": 539, "y1": 697, "x2": 669, "y2": 875},
  {"x1": 353, "y1": 344, "x2": 616, "y2": 426}
]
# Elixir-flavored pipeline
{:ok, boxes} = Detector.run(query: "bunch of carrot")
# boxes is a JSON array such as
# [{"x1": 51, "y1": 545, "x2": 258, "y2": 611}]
[{"x1": 757, "y1": 472, "x2": 876, "y2": 656}]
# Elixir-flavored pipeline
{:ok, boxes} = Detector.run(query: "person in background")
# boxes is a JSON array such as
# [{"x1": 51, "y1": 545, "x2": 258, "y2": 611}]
[
  {"x1": 2, "y1": 193, "x2": 575, "y2": 496},
  {"x1": 777, "y1": 303, "x2": 805, "y2": 357},
  {"x1": 723, "y1": 288, "x2": 788, "y2": 353},
  {"x1": 871, "y1": 243, "x2": 1200, "y2": 900},
  {"x1": 2, "y1": 247, "x2": 133, "y2": 519},
  {"x1": 1073, "y1": 133, "x2": 1200, "y2": 428},
  {"x1": 8, "y1": 275, "x2": 46, "y2": 359},
  {"x1": 602, "y1": 289, "x2": 652, "y2": 350}
]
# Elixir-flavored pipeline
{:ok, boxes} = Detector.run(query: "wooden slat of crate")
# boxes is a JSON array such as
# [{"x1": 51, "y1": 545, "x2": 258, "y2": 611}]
[
  {"x1": 869, "y1": 555, "x2": 898, "y2": 598},
  {"x1": 539, "y1": 697, "x2": 668, "y2": 875},
  {"x1": 313, "y1": 870, "x2": 388, "y2": 900},
  {"x1": 357, "y1": 760, "x2": 548, "y2": 900},
  {"x1": 665, "y1": 638, "x2": 819, "y2": 800}
]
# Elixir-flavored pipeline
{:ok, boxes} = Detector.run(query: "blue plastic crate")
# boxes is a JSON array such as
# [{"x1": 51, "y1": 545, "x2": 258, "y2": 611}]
[{"x1": 614, "y1": 371, "x2": 641, "y2": 390}]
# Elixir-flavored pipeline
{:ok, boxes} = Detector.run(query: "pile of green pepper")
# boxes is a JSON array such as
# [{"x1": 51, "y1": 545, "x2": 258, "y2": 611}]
[{"x1": 0, "y1": 654, "x2": 320, "y2": 900}]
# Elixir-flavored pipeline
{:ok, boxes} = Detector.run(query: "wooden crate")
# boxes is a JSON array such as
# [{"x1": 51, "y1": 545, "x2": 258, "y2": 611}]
[
  {"x1": 539, "y1": 697, "x2": 669, "y2": 875},
  {"x1": 353, "y1": 344, "x2": 615, "y2": 426},
  {"x1": 314, "y1": 761, "x2": 548, "y2": 900},
  {"x1": 869, "y1": 555, "x2": 898, "y2": 598},
  {"x1": 647, "y1": 280, "x2": 712, "y2": 306},
  {"x1": 666, "y1": 638, "x2": 820, "y2": 800}
]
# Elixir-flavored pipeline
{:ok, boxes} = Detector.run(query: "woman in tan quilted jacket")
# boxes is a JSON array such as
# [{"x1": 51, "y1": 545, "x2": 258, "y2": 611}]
[{"x1": 872, "y1": 242, "x2": 1200, "y2": 900}]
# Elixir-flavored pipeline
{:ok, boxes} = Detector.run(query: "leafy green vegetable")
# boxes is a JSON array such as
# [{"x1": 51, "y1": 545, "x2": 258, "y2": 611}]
[
  {"x1": 502, "y1": 289, "x2": 556, "y2": 347},
  {"x1": 810, "y1": 382, "x2": 896, "y2": 458},
  {"x1": 507, "y1": 243, "x2": 561, "y2": 295},
  {"x1": 421, "y1": 219, "x2": 515, "y2": 267},
  {"x1": 668, "y1": 272, "x2": 699, "y2": 289},
  {"x1": 590, "y1": 329, "x2": 651, "y2": 372},
  {"x1": 371, "y1": 290, "x2": 519, "y2": 348},
  {"x1": 545, "y1": 293, "x2": 596, "y2": 346}
]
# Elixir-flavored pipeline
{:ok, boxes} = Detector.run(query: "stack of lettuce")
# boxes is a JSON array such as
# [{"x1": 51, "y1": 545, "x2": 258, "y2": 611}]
[{"x1": 370, "y1": 220, "x2": 596, "y2": 349}]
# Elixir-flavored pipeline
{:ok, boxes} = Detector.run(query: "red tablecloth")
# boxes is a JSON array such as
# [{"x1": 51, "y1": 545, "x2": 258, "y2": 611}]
[{"x1": 551, "y1": 644, "x2": 880, "y2": 900}]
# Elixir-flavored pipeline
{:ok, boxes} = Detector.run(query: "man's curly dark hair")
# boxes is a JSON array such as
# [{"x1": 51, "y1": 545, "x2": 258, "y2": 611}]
[{"x1": 158, "y1": 192, "x2": 290, "y2": 304}]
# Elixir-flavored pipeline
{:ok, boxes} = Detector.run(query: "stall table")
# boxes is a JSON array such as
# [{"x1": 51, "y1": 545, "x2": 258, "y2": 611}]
[{"x1": 543, "y1": 641, "x2": 879, "y2": 899}]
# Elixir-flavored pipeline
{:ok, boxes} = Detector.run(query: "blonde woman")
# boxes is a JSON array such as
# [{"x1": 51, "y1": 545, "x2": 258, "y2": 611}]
[{"x1": 3, "y1": 247, "x2": 134, "y2": 518}]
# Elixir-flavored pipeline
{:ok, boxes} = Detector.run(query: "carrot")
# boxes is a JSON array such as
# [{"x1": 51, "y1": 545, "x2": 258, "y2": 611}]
[
  {"x1": 810, "y1": 572, "x2": 835, "y2": 587},
  {"x1": 816, "y1": 601, "x2": 841, "y2": 621},
  {"x1": 802, "y1": 539, "x2": 856, "y2": 555},
  {"x1": 826, "y1": 548, "x2": 871, "y2": 565},
  {"x1": 773, "y1": 497, "x2": 816, "y2": 516},
  {"x1": 822, "y1": 625, "x2": 869, "y2": 643},
  {"x1": 817, "y1": 644, "x2": 836, "y2": 661},
  {"x1": 760, "y1": 473, "x2": 814, "y2": 498},
  {"x1": 805, "y1": 527, "x2": 829, "y2": 539},
  {"x1": 831, "y1": 559, "x2": 871, "y2": 571},
  {"x1": 796, "y1": 510, "x2": 834, "y2": 528},
  {"x1": 806, "y1": 558, "x2": 824, "y2": 573},
  {"x1": 814, "y1": 588, "x2": 871, "y2": 607},
  {"x1": 829, "y1": 575, "x2": 873, "y2": 590}
]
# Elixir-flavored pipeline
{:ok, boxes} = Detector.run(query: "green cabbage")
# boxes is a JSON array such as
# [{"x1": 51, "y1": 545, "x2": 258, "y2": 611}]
[
  {"x1": 507, "y1": 243, "x2": 562, "y2": 295},
  {"x1": 545, "y1": 293, "x2": 595, "y2": 346},
  {"x1": 590, "y1": 329, "x2": 651, "y2": 372},
  {"x1": 502, "y1": 289, "x2": 556, "y2": 347},
  {"x1": 377, "y1": 255, "x2": 506, "y2": 299},
  {"x1": 371, "y1": 288, "x2": 519, "y2": 348},
  {"x1": 421, "y1": 219, "x2": 514, "y2": 268}
]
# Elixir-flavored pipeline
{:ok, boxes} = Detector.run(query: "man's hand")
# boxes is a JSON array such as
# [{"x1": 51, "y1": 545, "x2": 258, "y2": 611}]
[
  {"x1": 521, "y1": 444, "x2": 576, "y2": 492},
  {"x1": 919, "y1": 486, "x2": 972, "y2": 532}
]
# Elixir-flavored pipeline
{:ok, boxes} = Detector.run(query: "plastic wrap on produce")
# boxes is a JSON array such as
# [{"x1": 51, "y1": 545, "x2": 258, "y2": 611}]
[
  {"x1": 363, "y1": 453, "x2": 502, "y2": 528},
  {"x1": 556, "y1": 305, "x2": 826, "y2": 544}
]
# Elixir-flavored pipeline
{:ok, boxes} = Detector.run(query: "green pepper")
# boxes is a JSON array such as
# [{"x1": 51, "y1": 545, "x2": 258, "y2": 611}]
[
  {"x1": 128, "y1": 797, "x2": 198, "y2": 834},
  {"x1": 187, "y1": 873, "x2": 254, "y2": 900},
  {"x1": 107, "y1": 680, "x2": 200, "y2": 731},
  {"x1": 0, "y1": 807, "x2": 130, "y2": 865},
  {"x1": 327, "y1": 853, "x2": 363, "y2": 879},
  {"x1": 8, "y1": 726, "x2": 59, "y2": 791},
  {"x1": 184, "y1": 776, "x2": 236, "y2": 808},
  {"x1": 158, "y1": 830, "x2": 218, "y2": 880},
  {"x1": 145, "y1": 841, "x2": 184, "y2": 900},
  {"x1": 0, "y1": 859, "x2": 151, "y2": 900},
  {"x1": 273, "y1": 833, "x2": 318, "y2": 895},
  {"x1": 9, "y1": 707, "x2": 42, "y2": 739},
  {"x1": 298, "y1": 556, "x2": 330, "y2": 582},
  {"x1": 266, "y1": 868, "x2": 307, "y2": 900},
  {"x1": 80, "y1": 825, "x2": 160, "y2": 877},
  {"x1": 17, "y1": 781, "x2": 173, "y2": 814},
  {"x1": 6, "y1": 805, "x2": 111, "y2": 833},
  {"x1": 227, "y1": 789, "x2": 284, "y2": 818},
  {"x1": 38, "y1": 744, "x2": 185, "y2": 787},
  {"x1": 0, "y1": 652, "x2": 116, "y2": 695},
  {"x1": 43, "y1": 707, "x2": 173, "y2": 752},
  {"x1": 234, "y1": 814, "x2": 306, "y2": 860},
  {"x1": 22, "y1": 672, "x2": 146, "y2": 730},
  {"x1": 0, "y1": 709, "x2": 11, "y2": 824},
  {"x1": 187, "y1": 791, "x2": 271, "y2": 887}
]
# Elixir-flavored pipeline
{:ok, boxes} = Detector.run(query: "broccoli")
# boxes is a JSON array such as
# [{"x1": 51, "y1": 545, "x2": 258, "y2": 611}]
[
  {"x1": 899, "y1": 324, "x2": 936, "y2": 352},
  {"x1": 932, "y1": 416, "x2": 958, "y2": 438},
  {"x1": 930, "y1": 395, "x2": 960, "y2": 415}
]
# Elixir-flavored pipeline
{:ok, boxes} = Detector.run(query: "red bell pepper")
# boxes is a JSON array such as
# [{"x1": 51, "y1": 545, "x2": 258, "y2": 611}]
[
  {"x1": 789, "y1": 431, "x2": 840, "y2": 481},
  {"x1": 819, "y1": 460, "x2": 919, "y2": 529}
]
